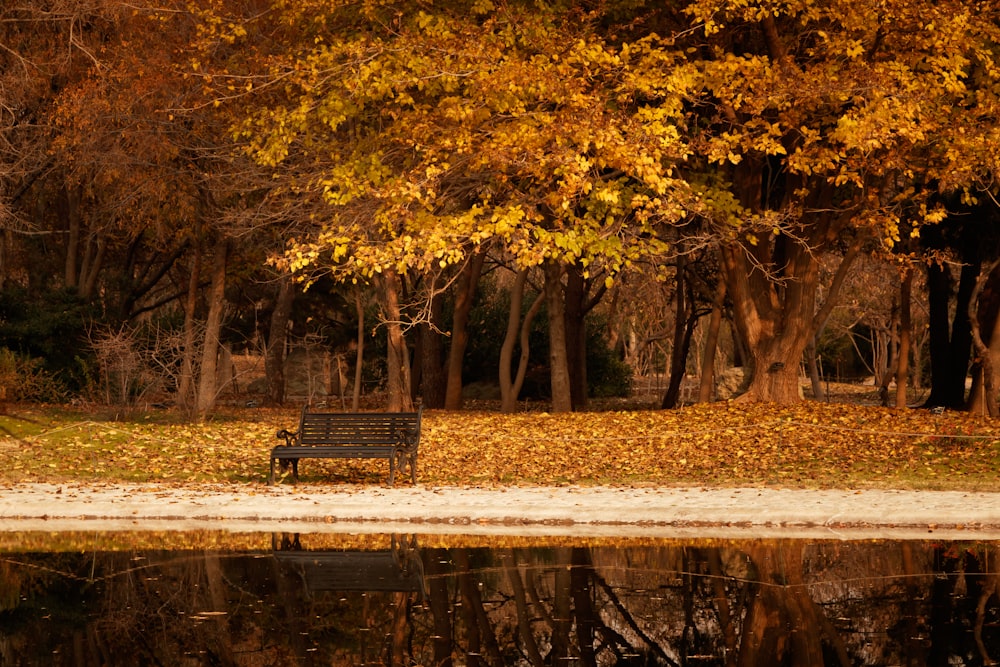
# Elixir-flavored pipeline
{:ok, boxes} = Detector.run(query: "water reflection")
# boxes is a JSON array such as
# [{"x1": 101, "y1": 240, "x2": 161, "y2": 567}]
[{"x1": 1, "y1": 533, "x2": 999, "y2": 665}]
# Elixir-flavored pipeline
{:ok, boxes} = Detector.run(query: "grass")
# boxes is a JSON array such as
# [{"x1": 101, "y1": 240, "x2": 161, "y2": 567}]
[{"x1": 0, "y1": 398, "x2": 998, "y2": 490}]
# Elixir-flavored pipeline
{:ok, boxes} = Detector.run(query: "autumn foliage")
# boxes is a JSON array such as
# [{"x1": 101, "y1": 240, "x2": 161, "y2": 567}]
[{"x1": 1, "y1": 402, "x2": 998, "y2": 490}]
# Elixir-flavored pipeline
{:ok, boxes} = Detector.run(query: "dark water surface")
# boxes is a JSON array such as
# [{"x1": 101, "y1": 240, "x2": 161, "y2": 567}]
[{"x1": 1, "y1": 531, "x2": 999, "y2": 665}]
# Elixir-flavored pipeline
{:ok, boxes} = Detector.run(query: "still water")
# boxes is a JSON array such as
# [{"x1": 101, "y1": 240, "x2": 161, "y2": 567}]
[{"x1": 1, "y1": 531, "x2": 999, "y2": 665}]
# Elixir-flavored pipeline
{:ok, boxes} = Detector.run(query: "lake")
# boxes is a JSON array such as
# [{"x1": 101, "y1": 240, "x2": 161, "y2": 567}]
[{"x1": 1, "y1": 531, "x2": 998, "y2": 665}]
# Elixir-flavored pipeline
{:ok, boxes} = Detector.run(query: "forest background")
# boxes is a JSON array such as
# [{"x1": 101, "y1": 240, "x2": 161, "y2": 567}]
[{"x1": 1, "y1": 0, "x2": 1000, "y2": 434}]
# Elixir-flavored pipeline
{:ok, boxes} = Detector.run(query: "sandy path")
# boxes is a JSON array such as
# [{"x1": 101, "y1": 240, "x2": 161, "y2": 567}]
[{"x1": 1, "y1": 483, "x2": 1000, "y2": 539}]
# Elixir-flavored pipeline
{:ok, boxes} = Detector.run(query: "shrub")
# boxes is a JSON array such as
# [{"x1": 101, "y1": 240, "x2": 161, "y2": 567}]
[{"x1": 0, "y1": 348, "x2": 67, "y2": 402}]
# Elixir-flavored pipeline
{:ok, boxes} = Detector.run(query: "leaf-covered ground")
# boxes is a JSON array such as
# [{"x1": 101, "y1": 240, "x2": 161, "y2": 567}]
[{"x1": 0, "y1": 401, "x2": 998, "y2": 490}]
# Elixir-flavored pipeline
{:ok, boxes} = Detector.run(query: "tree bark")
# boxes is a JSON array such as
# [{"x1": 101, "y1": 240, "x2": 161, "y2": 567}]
[
  {"x1": 544, "y1": 261, "x2": 572, "y2": 412},
  {"x1": 698, "y1": 277, "x2": 726, "y2": 403},
  {"x1": 444, "y1": 251, "x2": 486, "y2": 410},
  {"x1": 500, "y1": 269, "x2": 544, "y2": 413},
  {"x1": 925, "y1": 257, "x2": 980, "y2": 409},
  {"x1": 968, "y1": 259, "x2": 1000, "y2": 416},
  {"x1": 925, "y1": 260, "x2": 953, "y2": 408},
  {"x1": 177, "y1": 229, "x2": 202, "y2": 410},
  {"x1": 564, "y1": 264, "x2": 589, "y2": 410},
  {"x1": 806, "y1": 336, "x2": 825, "y2": 401},
  {"x1": 79, "y1": 235, "x2": 105, "y2": 301},
  {"x1": 896, "y1": 266, "x2": 913, "y2": 409},
  {"x1": 64, "y1": 185, "x2": 81, "y2": 290},
  {"x1": 195, "y1": 237, "x2": 228, "y2": 416},
  {"x1": 264, "y1": 273, "x2": 295, "y2": 406},
  {"x1": 353, "y1": 289, "x2": 365, "y2": 411},
  {"x1": 721, "y1": 240, "x2": 813, "y2": 403},
  {"x1": 663, "y1": 255, "x2": 694, "y2": 408},
  {"x1": 380, "y1": 269, "x2": 413, "y2": 411},
  {"x1": 418, "y1": 292, "x2": 447, "y2": 409}
]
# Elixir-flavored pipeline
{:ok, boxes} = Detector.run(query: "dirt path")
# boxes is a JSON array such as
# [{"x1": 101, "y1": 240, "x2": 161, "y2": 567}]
[{"x1": 2, "y1": 483, "x2": 999, "y2": 539}]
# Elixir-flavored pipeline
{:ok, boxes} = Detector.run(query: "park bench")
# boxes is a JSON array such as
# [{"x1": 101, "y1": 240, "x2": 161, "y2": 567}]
[
  {"x1": 272, "y1": 533, "x2": 425, "y2": 598},
  {"x1": 269, "y1": 406, "x2": 422, "y2": 485}
]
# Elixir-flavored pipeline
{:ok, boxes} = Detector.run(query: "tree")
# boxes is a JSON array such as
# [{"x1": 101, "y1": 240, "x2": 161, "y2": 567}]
[
  {"x1": 221, "y1": 1, "x2": 690, "y2": 411},
  {"x1": 682, "y1": 0, "x2": 1000, "y2": 403}
]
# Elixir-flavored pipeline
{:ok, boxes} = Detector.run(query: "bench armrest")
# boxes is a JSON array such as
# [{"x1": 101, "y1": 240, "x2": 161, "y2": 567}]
[{"x1": 276, "y1": 428, "x2": 299, "y2": 447}]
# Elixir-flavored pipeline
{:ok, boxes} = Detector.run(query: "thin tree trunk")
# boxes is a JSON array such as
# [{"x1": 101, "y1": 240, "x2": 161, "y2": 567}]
[
  {"x1": 878, "y1": 297, "x2": 900, "y2": 407},
  {"x1": 564, "y1": 264, "x2": 589, "y2": 410},
  {"x1": 663, "y1": 256, "x2": 694, "y2": 408},
  {"x1": 698, "y1": 277, "x2": 726, "y2": 403},
  {"x1": 79, "y1": 236, "x2": 105, "y2": 301},
  {"x1": 500, "y1": 269, "x2": 544, "y2": 413},
  {"x1": 896, "y1": 266, "x2": 913, "y2": 409},
  {"x1": 380, "y1": 269, "x2": 413, "y2": 411},
  {"x1": 353, "y1": 289, "x2": 365, "y2": 411},
  {"x1": 500, "y1": 269, "x2": 528, "y2": 413},
  {"x1": 65, "y1": 186, "x2": 80, "y2": 290},
  {"x1": 544, "y1": 261, "x2": 572, "y2": 413},
  {"x1": 195, "y1": 238, "x2": 228, "y2": 416},
  {"x1": 444, "y1": 252, "x2": 486, "y2": 410},
  {"x1": 265, "y1": 273, "x2": 295, "y2": 406},
  {"x1": 806, "y1": 336, "x2": 825, "y2": 401},
  {"x1": 177, "y1": 229, "x2": 202, "y2": 410}
]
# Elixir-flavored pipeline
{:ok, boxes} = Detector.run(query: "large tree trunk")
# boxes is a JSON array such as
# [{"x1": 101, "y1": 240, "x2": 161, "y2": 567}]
[
  {"x1": 195, "y1": 238, "x2": 228, "y2": 416},
  {"x1": 719, "y1": 137, "x2": 864, "y2": 404},
  {"x1": 720, "y1": 239, "x2": 813, "y2": 403},
  {"x1": 544, "y1": 261, "x2": 572, "y2": 412},
  {"x1": 925, "y1": 257, "x2": 980, "y2": 409},
  {"x1": 264, "y1": 273, "x2": 295, "y2": 406},
  {"x1": 444, "y1": 251, "x2": 486, "y2": 410},
  {"x1": 418, "y1": 292, "x2": 447, "y2": 409},
  {"x1": 380, "y1": 269, "x2": 413, "y2": 411},
  {"x1": 721, "y1": 220, "x2": 862, "y2": 403},
  {"x1": 968, "y1": 259, "x2": 1000, "y2": 416}
]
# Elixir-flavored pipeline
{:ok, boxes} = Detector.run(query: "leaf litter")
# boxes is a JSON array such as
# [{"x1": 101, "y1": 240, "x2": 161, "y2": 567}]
[{"x1": 0, "y1": 402, "x2": 997, "y2": 490}]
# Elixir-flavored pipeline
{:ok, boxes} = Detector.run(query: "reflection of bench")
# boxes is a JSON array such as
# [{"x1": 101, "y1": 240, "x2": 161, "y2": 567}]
[
  {"x1": 269, "y1": 407, "x2": 422, "y2": 485},
  {"x1": 272, "y1": 534, "x2": 425, "y2": 597}
]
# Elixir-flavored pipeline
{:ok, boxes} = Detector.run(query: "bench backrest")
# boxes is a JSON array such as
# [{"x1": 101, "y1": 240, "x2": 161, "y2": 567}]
[
  {"x1": 296, "y1": 408, "x2": 422, "y2": 446},
  {"x1": 275, "y1": 550, "x2": 425, "y2": 594}
]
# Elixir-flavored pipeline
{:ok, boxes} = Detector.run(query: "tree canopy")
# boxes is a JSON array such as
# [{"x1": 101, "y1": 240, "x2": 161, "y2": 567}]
[
  {"x1": 1, "y1": 0, "x2": 999, "y2": 411},
  {"x1": 217, "y1": 0, "x2": 1000, "y2": 405}
]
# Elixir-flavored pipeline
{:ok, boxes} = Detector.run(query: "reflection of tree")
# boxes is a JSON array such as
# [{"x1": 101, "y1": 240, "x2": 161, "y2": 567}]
[
  {"x1": 503, "y1": 549, "x2": 544, "y2": 666},
  {"x1": 3, "y1": 539, "x2": 1000, "y2": 664},
  {"x1": 737, "y1": 542, "x2": 851, "y2": 666},
  {"x1": 454, "y1": 548, "x2": 503, "y2": 666},
  {"x1": 425, "y1": 547, "x2": 454, "y2": 667},
  {"x1": 926, "y1": 543, "x2": 1000, "y2": 667}
]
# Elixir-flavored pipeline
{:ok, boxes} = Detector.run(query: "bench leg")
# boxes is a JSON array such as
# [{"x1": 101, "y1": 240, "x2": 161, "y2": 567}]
[
  {"x1": 388, "y1": 452, "x2": 398, "y2": 486},
  {"x1": 268, "y1": 457, "x2": 275, "y2": 486},
  {"x1": 409, "y1": 452, "x2": 418, "y2": 485}
]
